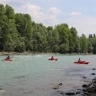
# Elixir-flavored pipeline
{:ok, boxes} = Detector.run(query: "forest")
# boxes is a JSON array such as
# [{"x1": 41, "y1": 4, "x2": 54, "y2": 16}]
[{"x1": 0, "y1": 4, "x2": 96, "y2": 54}]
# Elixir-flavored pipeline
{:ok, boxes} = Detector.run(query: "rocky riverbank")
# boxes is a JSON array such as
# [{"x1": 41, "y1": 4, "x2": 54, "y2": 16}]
[
  {"x1": 0, "y1": 52, "x2": 50, "y2": 56},
  {"x1": 0, "y1": 52, "x2": 92, "y2": 56},
  {"x1": 52, "y1": 68, "x2": 96, "y2": 96},
  {"x1": 0, "y1": 52, "x2": 27, "y2": 55}
]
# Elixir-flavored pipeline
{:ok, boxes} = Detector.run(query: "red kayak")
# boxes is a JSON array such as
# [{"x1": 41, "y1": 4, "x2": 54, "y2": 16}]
[
  {"x1": 1, "y1": 59, "x2": 12, "y2": 61},
  {"x1": 74, "y1": 61, "x2": 89, "y2": 64},
  {"x1": 48, "y1": 58, "x2": 58, "y2": 61}
]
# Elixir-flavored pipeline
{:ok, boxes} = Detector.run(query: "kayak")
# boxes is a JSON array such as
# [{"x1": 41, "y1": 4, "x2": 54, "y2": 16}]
[
  {"x1": 74, "y1": 61, "x2": 89, "y2": 64},
  {"x1": 48, "y1": 58, "x2": 58, "y2": 61},
  {"x1": 1, "y1": 59, "x2": 12, "y2": 61}
]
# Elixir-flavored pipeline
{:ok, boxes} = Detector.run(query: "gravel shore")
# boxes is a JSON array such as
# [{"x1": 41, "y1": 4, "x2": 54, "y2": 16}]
[{"x1": 52, "y1": 68, "x2": 96, "y2": 96}]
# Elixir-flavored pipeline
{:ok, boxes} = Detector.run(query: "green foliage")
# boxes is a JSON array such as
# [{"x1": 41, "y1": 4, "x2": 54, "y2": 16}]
[
  {"x1": 0, "y1": 4, "x2": 96, "y2": 54},
  {"x1": 88, "y1": 38, "x2": 93, "y2": 53},
  {"x1": 80, "y1": 34, "x2": 88, "y2": 53},
  {"x1": 15, "y1": 37, "x2": 25, "y2": 52},
  {"x1": 52, "y1": 45, "x2": 59, "y2": 53},
  {"x1": 0, "y1": 4, "x2": 6, "y2": 15},
  {"x1": 59, "y1": 43, "x2": 69, "y2": 53},
  {"x1": 75, "y1": 37, "x2": 81, "y2": 53},
  {"x1": 69, "y1": 27, "x2": 78, "y2": 52},
  {"x1": 5, "y1": 4, "x2": 15, "y2": 20}
]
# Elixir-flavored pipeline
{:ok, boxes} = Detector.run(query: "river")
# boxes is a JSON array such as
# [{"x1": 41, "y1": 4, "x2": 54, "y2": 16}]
[{"x1": 0, "y1": 54, "x2": 96, "y2": 96}]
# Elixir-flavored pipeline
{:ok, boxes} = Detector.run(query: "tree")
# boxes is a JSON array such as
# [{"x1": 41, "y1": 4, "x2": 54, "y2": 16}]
[
  {"x1": 1, "y1": 4, "x2": 19, "y2": 51},
  {"x1": 54, "y1": 23, "x2": 69, "y2": 53},
  {"x1": 69, "y1": 27, "x2": 78, "y2": 53},
  {"x1": 80, "y1": 34, "x2": 88, "y2": 53},
  {"x1": 0, "y1": 4, "x2": 6, "y2": 50},
  {"x1": 88, "y1": 38, "x2": 93, "y2": 53}
]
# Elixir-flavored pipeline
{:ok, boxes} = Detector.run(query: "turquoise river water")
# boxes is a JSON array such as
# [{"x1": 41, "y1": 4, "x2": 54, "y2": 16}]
[{"x1": 0, "y1": 54, "x2": 96, "y2": 96}]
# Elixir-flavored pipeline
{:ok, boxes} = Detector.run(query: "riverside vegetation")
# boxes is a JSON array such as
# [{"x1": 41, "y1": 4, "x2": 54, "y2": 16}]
[{"x1": 0, "y1": 4, "x2": 96, "y2": 54}]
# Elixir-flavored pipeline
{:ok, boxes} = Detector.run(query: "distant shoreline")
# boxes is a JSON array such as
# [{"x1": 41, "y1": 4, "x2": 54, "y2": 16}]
[
  {"x1": 0, "y1": 52, "x2": 92, "y2": 56},
  {"x1": 0, "y1": 52, "x2": 54, "y2": 56}
]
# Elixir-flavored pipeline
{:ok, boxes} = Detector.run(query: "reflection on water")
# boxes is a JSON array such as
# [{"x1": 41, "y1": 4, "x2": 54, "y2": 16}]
[{"x1": 0, "y1": 54, "x2": 95, "y2": 96}]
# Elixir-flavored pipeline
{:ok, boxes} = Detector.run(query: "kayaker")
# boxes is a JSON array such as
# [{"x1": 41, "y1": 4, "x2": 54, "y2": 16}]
[
  {"x1": 51, "y1": 56, "x2": 54, "y2": 59},
  {"x1": 5, "y1": 55, "x2": 10, "y2": 60},
  {"x1": 78, "y1": 58, "x2": 81, "y2": 62}
]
